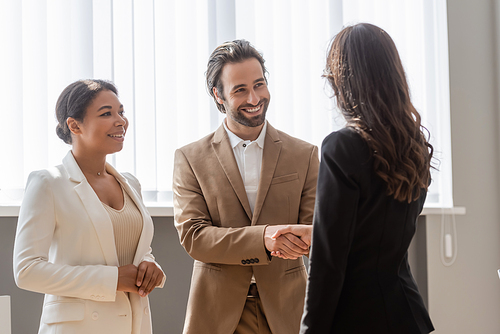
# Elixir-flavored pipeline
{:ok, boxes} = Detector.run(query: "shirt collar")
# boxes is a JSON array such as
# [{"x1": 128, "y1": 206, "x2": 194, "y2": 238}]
[{"x1": 223, "y1": 119, "x2": 267, "y2": 149}]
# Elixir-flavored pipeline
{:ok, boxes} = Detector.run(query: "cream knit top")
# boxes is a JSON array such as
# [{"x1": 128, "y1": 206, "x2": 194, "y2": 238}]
[{"x1": 102, "y1": 184, "x2": 143, "y2": 266}]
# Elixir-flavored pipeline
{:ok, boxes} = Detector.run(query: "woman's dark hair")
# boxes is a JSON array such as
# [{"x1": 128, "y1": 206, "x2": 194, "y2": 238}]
[
  {"x1": 55, "y1": 79, "x2": 118, "y2": 144},
  {"x1": 206, "y1": 39, "x2": 267, "y2": 113},
  {"x1": 325, "y1": 23, "x2": 434, "y2": 203}
]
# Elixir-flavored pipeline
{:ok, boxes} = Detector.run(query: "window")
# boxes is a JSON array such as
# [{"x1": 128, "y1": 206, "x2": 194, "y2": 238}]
[{"x1": 0, "y1": 0, "x2": 452, "y2": 208}]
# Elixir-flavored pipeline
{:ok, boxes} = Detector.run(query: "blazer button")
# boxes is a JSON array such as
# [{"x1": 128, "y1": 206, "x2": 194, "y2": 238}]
[
  {"x1": 241, "y1": 260, "x2": 246, "y2": 264},
  {"x1": 91, "y1": 312, "x2": 99, "y2": 320},
  {"x1": 250, "y1": 259, "x2": 255, "y2": 264},
  {"x1": 90, "y1": 295, "x2": 95, "y2": 299},
  {"x1": 255, "y1": 258, "x2": 259, "y2": 263},
  {"x1": 144, "y1": 307, "x2": 150, "y2": 315}
]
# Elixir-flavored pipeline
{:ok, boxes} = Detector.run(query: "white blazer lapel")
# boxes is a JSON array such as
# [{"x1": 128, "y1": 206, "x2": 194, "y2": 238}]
[
  {"x1": 106, "y1": 166, "x2": 153, "y2": 266},
  {"x1": 62, "y1": 151, "x2": 119, "y2": 267}
]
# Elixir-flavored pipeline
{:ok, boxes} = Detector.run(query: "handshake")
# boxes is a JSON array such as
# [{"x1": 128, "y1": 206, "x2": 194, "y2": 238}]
[{"x1": 264, "y1": 225, "x2": 313, "y2": 260}]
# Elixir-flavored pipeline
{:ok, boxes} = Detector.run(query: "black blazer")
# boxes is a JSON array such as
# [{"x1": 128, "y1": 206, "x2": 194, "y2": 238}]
[{"x1": 300, "y1": 128, "x2": 434, "y2": 334}]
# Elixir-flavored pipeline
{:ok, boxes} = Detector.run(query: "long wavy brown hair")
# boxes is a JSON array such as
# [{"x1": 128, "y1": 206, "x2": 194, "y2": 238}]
[{"x1": 325, "y1": 23, "x2": 434, "y2": 203}]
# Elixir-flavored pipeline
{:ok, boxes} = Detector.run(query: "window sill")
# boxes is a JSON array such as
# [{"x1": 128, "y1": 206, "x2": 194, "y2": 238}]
[
  {"x1": 0, "y1": 202, "x2": 175, "y2": 218},
  {"x1": 420, "y1": 206, "x2": 465, "y2": 215},
  {"x1": 0, "y1": 203, "x2": 465, "y2": 218}
]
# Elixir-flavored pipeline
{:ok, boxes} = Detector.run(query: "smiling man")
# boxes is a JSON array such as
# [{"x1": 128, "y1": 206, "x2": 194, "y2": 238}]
[{"x1": 173, "y1": 40, "x2": 319, "y2": 334}]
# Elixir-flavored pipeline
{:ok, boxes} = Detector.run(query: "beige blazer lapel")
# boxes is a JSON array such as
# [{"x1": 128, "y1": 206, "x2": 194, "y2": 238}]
[
  {"x1": 252, "y1": 123, "x2": 282, "y2": 225},
  {"x1": 62, "y1": 151, "x2": 119, "y2": 267},
  {"x1": 211, "y1": 124, "x2": 252, "y2": 220}
]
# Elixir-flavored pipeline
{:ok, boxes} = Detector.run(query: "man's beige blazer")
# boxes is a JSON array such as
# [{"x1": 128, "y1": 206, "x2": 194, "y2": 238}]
[
  {"x1": 13, "y1": 151, "x2": 165, "y2": 334},
  {"x1": 173, "y1": 123, "x2": 319, "y2": 334}
]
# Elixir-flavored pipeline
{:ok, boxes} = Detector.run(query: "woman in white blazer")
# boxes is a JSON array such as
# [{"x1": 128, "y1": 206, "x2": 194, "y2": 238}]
[{"x1": 13, "y1": 79, "x2": 166, "y2": 334}]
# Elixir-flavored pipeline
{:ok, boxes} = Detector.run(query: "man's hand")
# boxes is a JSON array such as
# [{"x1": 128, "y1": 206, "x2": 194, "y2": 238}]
[
  {"x1": 136, "y1": 261, "x2": 164, "y2": 297},
  {"x1": 264, "y1": 225, "x2": 310, "y2": 260},
  {"x1": 269, "y1": 225, "x2": 313, "y2": 259},
  {"x1": 271, "y1": 225, "x2": 312, "y2": 246}
]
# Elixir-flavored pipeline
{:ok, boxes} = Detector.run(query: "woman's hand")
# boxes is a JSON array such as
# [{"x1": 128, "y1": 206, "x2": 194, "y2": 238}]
[
  {"x1": 264, "y1": 225, "x2": 310, "y2": 260},
  {"x1": 271, "y1": 225, "x2": 312, "y2": 246},
  {"x1": 269, "y1": 225, "x2": 313, "y2": 259},
  {"x1": 135, "y1": 261, "x2": 164, "y2": 297},
  {"x1": 117, "y1": 264, "x2": 140, "y2": 294}
]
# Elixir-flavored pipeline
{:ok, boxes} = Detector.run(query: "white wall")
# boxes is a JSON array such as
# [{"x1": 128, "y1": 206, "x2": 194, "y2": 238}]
[{"x1": 425, "y1": 1, "x2": 500, "y2": 333}]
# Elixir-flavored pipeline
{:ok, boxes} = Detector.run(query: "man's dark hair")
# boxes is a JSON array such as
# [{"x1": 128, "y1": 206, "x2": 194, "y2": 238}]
[{"x1": 206, "y1": 39, "x2": 267, "y2": 113}]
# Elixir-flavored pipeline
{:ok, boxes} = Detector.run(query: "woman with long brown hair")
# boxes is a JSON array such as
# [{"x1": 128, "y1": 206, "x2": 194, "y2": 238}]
[{"x1": 300, "y1": 23, "x2": 435, "y2": 333}]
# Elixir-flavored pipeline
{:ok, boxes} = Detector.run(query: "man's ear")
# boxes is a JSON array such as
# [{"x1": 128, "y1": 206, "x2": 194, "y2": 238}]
[
  {"x1": 213, "y1": 87, "x2": 224, "y2": 105},
  {"x1": 67, "y1": 117, "x2": 82, "y2": 135}
]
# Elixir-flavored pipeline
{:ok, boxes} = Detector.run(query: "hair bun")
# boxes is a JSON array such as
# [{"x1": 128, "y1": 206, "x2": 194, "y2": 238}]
[{"x1": 56, "y1": 124, "x2": 71, "y2": 144}]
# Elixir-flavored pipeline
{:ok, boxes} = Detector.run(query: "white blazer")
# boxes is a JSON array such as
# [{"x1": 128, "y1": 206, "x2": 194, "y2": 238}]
[{"x1": 13, "y1": 151, "x2": 165, "y2": 334}]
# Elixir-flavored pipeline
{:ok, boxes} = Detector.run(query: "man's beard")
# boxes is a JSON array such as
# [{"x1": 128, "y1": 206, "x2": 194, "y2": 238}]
[{"x1": 229, "y1": 98, "x2": 269, "y2": 128}]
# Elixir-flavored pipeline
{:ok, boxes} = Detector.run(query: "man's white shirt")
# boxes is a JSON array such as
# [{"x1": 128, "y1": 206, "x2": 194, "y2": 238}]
[{"x1": 223, "y1": 119, "x2": 267, "y2": 214}]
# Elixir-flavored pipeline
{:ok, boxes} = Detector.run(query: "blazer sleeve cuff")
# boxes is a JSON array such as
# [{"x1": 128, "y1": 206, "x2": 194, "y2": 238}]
[
  {"x1": 87, "y1": 265, "x2": 118, "y2": 302},
  {"x1": 237, "y1": 225, "x2": 271, "y2": 266}
]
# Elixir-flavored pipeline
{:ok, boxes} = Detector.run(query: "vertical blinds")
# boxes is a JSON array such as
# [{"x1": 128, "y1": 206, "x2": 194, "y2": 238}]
[{"x1": 0, "y1": 0, "x2": 452, "y2": 208}]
